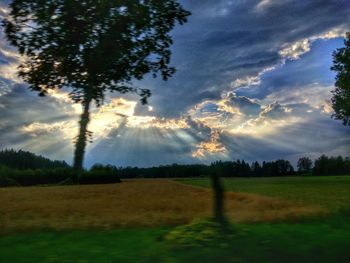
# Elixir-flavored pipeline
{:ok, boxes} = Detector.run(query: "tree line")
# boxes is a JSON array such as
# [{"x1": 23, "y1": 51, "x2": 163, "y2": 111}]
[
  {"x1": 115, "y1": 156, "x2": 350, "y2": 178},
  {"x1": 1, "y1": 149, "x2": 349, "y2": 187},
  {"x1": 0, "y1": 149, "x2": 70, "y2": 170}
]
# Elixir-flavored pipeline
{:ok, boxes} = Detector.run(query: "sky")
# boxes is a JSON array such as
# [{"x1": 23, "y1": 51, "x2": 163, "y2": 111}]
[{"x1": 0, "y1": 0, "x2": 349, "y2": 168}]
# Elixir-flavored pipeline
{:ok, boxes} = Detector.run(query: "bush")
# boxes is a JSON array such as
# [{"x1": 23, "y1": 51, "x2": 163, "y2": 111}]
[
  {"x1": 0, "y1": 174, "x2": 19, "y2": 187},
  {"x1": 0, "y1": 164, "x2": 122, "y2": 187},
  {"x1": 81, "y1": 164, "x2": 121, "y2": 184},
  {"x1": 0, "y1": 165, "x2": 18, "y2": 187},
  {"x1": 80, "y1": 170, "x2": 121, "y2": 185},
  {"x1": 164, "y1": 219, "x2": 238, "y2": 248},
  {"x1": 9, "y1": 168, "x2": 75, "y2": 186}
]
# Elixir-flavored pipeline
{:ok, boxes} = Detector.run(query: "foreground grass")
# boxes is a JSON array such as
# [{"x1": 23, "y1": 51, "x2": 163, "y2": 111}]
[
  {"x1": 0, "y1": 179, "x2": 321, "y2": 232},
  {"x1": 180, "y1": 176, "x2": 350, "y2": 211},
  {"x1": 1, "y1": 216, "x2": 350, "y2": 263}
]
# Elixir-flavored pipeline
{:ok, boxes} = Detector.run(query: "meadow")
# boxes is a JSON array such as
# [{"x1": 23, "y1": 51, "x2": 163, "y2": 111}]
[
  {"x1": 1, "y1": 176, "x2": 350, "y2": 262},
  {"x1": 0, "y1": 179, "x2": 322, "y2": 232},
  {"x1": 180, "y1": 175, "x2": 350, "y2": 211}
]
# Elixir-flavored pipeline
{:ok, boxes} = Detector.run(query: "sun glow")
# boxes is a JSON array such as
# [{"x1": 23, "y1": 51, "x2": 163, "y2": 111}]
[{"x1": 192, "y1": 130, "x2": 228, "y2": 158}]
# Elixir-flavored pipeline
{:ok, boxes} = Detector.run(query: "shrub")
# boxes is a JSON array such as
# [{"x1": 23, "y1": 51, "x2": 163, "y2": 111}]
[{"x1": 81, "y1": 165, "x2": 121, "y2": 184}]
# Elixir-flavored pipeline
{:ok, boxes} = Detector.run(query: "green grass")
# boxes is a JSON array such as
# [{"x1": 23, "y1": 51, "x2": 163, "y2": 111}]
[
  {"x1": 179, "y1": 176, "x2": 350, "y2": 210},
  {"x1": 1, "y1": 217, "x2": 350, "y2": 263}
]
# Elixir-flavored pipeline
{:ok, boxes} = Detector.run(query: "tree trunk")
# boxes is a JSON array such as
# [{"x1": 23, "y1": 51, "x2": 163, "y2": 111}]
[
  {"x1": 210, "y1": 172, "x2": 225, "y2": 224},
  {"x1": 73, "y1": 97, "x2": 92, "y2": 179}
]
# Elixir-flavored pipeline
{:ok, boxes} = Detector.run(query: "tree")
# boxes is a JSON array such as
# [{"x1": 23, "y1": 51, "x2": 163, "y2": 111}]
[
  {"x1": 331, "y1": 32, "x2": 350, "y2": 126},
  {"x1": 3, "y1": 0, "x2": 190, "y2": 173},
  {"x1": 252, "y1": 161, "x2": 262, "y2": 177},
  {"x1": 297, "y1": 157, "x2": 312, "y2": 174},
  {"x1": 313, "y1": 155, "x2": 331, "y2": 175},
  {"x1": 210, "y1": 164, "x2": 226, "y2": 225}
]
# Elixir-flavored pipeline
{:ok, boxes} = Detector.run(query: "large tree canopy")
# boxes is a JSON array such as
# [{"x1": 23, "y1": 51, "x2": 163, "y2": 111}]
[
  {"x1": 3, "y1": 0, "x2": 191, "y2": 171},
  {"x1": 3, "y1": 0, "x2": 190, "y2": 104},
  {"x1": 331, "y1": 32, "x2": 350, "y2": 126}
]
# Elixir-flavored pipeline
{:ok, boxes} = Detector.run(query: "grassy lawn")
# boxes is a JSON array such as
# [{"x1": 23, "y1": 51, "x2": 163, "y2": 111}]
[
  {"x1": 179, "y1": 176, "x2": 350, "y2": 211},
  {"x1": 1, "y1": 217, "x2": 350, "y2": 263}
]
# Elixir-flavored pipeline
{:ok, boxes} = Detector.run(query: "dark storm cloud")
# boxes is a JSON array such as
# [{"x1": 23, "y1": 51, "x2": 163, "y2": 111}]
[
  {"x1": 140, "y1": 0, "x2": 350, "y2": 117},
  {"x1": 0, "y1": 84, "x2": 77, "y2": 150},
  {"x1": 226, "y1": 93, "x2": 261, "y2": 117},
  {"x1": 237, "y1": 38, "x2": 343, "y2": 100}
]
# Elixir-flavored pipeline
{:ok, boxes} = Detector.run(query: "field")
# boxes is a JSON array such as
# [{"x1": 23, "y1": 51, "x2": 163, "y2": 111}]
[
  {"x1": 0, "y1": 179, "x2": 323, "y2": 232},
  {"x1": 1, "y1": 176, "x2": 350, "y2": 262},
  {"x1": 180, "y1": 176, "x2": 350, "y2": 211}
]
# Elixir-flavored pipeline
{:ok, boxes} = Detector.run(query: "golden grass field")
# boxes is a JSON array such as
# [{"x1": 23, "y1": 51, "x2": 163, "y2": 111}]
[{"x1": 0, "y1": 179, "x2": 324, "y2": 232}]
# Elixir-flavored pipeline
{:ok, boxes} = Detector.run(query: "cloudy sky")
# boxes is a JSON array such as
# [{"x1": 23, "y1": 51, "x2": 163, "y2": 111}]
[{"x1": 0, "y1": 0, "x2": 349, "y2": 167}]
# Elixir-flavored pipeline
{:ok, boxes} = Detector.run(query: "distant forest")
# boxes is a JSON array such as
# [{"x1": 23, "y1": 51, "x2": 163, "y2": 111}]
[
  {"x1": 115, "y1": 156, "x2": 350, "y2": 178},
  {"x1": 0, "y1": 149, "x2": 69, "y2": 170},
  {"x1": 0, "y1": 149, "x2": 349, "y2": 186}
]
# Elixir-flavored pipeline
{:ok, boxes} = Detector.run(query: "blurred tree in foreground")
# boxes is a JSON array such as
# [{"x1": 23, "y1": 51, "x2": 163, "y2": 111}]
[
  {"x1": 331, "y1": 32, "x2": 350, "y2": 126},
  {"x1": 3, "y1": 0, "x2": 190, "y2": 173}
]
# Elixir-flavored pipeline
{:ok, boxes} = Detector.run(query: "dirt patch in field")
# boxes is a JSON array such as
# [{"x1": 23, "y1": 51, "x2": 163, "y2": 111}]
[{"x1": 0, "y1": 179, "x2": 324, "y2": 232}]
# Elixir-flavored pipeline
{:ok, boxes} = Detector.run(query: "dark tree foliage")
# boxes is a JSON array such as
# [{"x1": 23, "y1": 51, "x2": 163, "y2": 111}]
[
  {"x1": 214, "y1": 160, "x2": 251, "y2": 177},
  {"x1": 297, "y1": 157, "x2": 313, "y2": 174},
  {"x1": 331, "y1": 32, "x2": 350, "y2": 126},
  {"x1": 0, "y1": 151, "x2": 122, "y2": 187},
  {"x1": 114, "y1": 159, "x2": 296, "y2": 178},
  {"x1": 0, "y1": 149, "x2": 69, "y2": 170},
  {"x1": 210, "y1": 159, "x2": 294, "y2": 177},
  {"x1": 313, "y1": 155, "x2": 350, "y2": 175},
  {"x1": 1, "y1": 149, "x2": 349, "y2": 187},
  {"x1": 0, "y1": 165, "x2": 74, "y2": 186},
  {"x1": 117, "y1": 163, "x2": 208, "y2": 179},
  {"x1": 80, "y1": 163, "x2": 121, "y2": 184},
  {"x1": 262, "y1": 159, "x2": 294, "y2": 176},
  {"x1": 3, "y1": 0, "x2": 190, "y2": 171}
]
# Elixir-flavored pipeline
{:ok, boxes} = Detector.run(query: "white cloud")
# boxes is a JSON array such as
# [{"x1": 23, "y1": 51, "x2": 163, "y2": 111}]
[
  {"x1": 21, "y1": 121, "x2": 77, "y2": 139},
  {"x1": 231, "y1": 66, "x2": 276, "y2": 90},
  {"x1": 255, "y1": 0, "x2": 273, "y2": 11},
  {"x1": 279, "y1": 27, "x2": 347, "y2": 60},
  {"x1": 231, "y1": 75, "x2": 261, "y2": 89},
  {"x1": 279, "y1": 39, "x2": 311, "y2": 60},
  {"x1": 264, "y1": 83, "x2": 334, "y2": 113}
]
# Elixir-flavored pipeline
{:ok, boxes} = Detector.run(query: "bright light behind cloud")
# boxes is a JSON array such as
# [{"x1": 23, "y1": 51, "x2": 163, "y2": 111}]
[{"x1": 192, "y1": 131, "x2": 228, "y2": 158}]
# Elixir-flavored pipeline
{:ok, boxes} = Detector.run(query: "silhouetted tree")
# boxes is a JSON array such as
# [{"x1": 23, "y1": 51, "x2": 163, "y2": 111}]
[
  {"x1": 297, "y1": 157, "x2": 313, "y2": 174},
  {"x1": 3, "y1": 0, "x2": 190, "y2": 174},
  {"x1": 331, "y1": 32, "x2": 350, "y2": 125}
]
